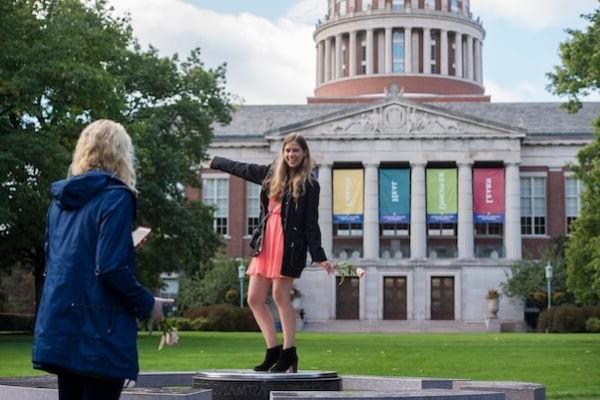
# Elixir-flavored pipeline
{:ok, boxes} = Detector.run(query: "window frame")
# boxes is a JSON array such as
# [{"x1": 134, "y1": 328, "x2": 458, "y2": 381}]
[
  {"x1": 565, "y1": 175, "x2": 582, "y2": 235},
  {"x1": 202, "y1": 176, "x2": 229, "y2": 236},
  {"x1": 520, "y1": 174, "x2": 547, "y2": 237}
]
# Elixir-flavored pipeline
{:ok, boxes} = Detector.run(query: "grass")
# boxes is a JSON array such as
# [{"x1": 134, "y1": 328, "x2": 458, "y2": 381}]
[{"x1": 1, "y1": 332, "x2": 599, "y2": 399}]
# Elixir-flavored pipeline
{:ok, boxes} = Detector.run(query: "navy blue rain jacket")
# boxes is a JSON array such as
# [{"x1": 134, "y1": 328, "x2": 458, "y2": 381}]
[{"x1": 32, "y1": 171, "x2": 155, "y2": 381}]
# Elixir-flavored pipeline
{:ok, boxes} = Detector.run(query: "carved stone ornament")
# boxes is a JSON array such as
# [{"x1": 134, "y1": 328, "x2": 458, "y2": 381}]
[{"x1": 331, "y1": 104, "x2": 461, "y2": 135}]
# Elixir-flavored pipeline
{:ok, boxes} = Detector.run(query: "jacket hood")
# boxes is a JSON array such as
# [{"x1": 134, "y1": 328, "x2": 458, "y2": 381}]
[{"x1": 51, "y1": 171, "x2": 128, "y2": 210}]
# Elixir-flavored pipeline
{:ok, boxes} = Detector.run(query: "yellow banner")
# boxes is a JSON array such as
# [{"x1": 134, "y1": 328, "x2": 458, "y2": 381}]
[{"x1": 333, "y1": 169, "x2": 364, "y2": 223}]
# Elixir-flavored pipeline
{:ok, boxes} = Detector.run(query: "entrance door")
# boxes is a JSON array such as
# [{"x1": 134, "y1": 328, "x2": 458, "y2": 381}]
[
  {"x1": 383, "y1": 276, "x2": 407, "y2": 320},
  {"x1": 336, "y1": 277, "x2": 359, "y2": 319},
  {"x1": 431, "y1": 276, "x2": 455, "y2": 320}
]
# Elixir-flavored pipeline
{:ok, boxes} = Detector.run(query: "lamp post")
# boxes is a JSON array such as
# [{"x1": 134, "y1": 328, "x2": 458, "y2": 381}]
[
  {"x1": 545, "y1": 262, "x2": 553, "y2": 310},
  {"x1": 238, "y1": 260, "x2": 246, "y2": 308}
]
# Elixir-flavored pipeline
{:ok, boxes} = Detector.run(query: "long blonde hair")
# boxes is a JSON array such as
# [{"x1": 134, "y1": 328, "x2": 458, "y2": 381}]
[
  {"x1": 265, "y1": 133, "x2": 316, "y2": 201},
  {"x1": 68, "y1": 119, "x2": 137, "y2": 191}
]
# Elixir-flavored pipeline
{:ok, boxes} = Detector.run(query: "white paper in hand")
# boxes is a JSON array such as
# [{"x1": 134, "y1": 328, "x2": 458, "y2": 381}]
[{"x1": 132, "y1": 227, "x2": 151, "y2": 247}]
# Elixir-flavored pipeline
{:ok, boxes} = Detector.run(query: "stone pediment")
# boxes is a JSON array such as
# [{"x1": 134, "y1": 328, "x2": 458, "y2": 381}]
[{"x1": 265, "y1": 98, "x2": 526, "y2": 140}]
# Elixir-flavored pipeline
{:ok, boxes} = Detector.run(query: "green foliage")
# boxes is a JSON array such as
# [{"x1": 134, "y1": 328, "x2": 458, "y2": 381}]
[
  {"x1": 177, "y1": 255, "x2": 249, "y2": 309},
  {"x1": 182, "y1": 304, "x2": 258, "y2": 331},
  {"x1": 0, "y1": 0, "x2": 232, "y2": 293},
  {"x1": 537, "y1": 305, "x2": 587, "y2": 333},
  {"x1": 501, "y1": 238, "x2": 572, "y2": 309},
  {"x1": 547, "y1": 8, "x2": 600, "y2": 113},
  {"x1": 586, "y1": 317, "x2": 600, "y2": 333},
  {"x1": 547, "y1": 5, "x2": 600, "y2": 304}
]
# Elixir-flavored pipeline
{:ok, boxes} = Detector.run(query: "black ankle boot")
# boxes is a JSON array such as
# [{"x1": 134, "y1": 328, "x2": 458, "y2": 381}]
[
  {"x1": 254, "y1": 345, "x2": 282, "y2": 372},
  {"x1": 268, "y1": 346, "x2": 298, "y2": 373}
]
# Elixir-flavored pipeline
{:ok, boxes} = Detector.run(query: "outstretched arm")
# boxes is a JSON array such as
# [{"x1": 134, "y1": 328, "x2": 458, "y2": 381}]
[{"x1": 210, "y1": 156, "x2": 270, "y2": 185}]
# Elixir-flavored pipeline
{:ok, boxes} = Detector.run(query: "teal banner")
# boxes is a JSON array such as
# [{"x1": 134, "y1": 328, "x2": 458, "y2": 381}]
[{"x1": 379, "y1": 169, "x2": 410, "y2": 223}]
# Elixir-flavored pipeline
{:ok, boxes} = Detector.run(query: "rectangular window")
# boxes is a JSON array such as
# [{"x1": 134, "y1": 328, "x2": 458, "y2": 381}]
[
  {"x1": 392, "y1": 0, "x2": 404, "y2": 9},
  {"x1": 336, "y1": 223, "x2": 364, "y2": 237},
  {"x1": 430, "y1": 37, "x2": 437, "y2": 72},
  {"x1": 202, "y1": 178, "x2": 229, "y2": 235},
  {"x1": 392, "y1": 30, "x2": 405, "y2": 73},
  {"x1": 382, "y1": 223, "x2": 410, "y2": 236},
  {"x1": 337, "y1": 0, "x2": 347, "y2": 15},
  {"x1": 427, "y1": 223, "x2": 457, "y2": 236},
  {"x1": 474, "y1": 223, "x2": 503, "y2": 236},
  {"x1": 342, "y1": 43, "x2": 347, "y2": 75},
  {"x1": 246, "y1": 182, "x2": 261, "y2": 236},
  {"x1": 450, "y1": 0, "x2": 459, "y2": 12},
  {"x1": 363, "y1": 0, "x2": 372, "y2": 11},
  {"x1": 425, "y1": 0, "x2": 435, "y2": 9},
  {"x1": 361, "y1": 39, "x2": 367, "y2": 74},
  {"x1": 565, "y1": 177, "x2": 582, "y2": 234},
  {"x1": 520, "y1": 177, "x2": 546, "y2": 236}
]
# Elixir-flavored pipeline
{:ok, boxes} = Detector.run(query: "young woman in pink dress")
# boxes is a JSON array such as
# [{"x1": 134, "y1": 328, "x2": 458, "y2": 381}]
[{"x1": 210, "y1": 133, "x2": 334, "y2": 373}]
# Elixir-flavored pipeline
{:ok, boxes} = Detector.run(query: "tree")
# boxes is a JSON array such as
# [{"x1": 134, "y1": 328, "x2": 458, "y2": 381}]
[
  {"x1": 502, "y1": 238, "x2": 573, "y2": 310},
  {"x1": 547, "y1": 6, "x2": 600, "y2": 304},
  {"x1": 0, "y1": 0, "x2": 232, "y2": 307}
]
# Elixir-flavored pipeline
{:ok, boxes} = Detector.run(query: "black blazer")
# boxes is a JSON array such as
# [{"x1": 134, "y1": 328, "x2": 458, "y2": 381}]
[{"x1": 210, "y1": 156, "x2": 327, "y2": 278}]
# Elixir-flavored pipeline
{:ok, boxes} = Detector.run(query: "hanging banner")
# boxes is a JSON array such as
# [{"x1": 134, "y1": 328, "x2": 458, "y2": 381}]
[
  {"x1": 473, "y1": 168, "x2": 505, "y2": 223},
  {"x1": 333, "y1": 169, "x2": 364, "y2": 223},
  {"x1": 426, "y1": 169, "x2": 458, "y2": 223},
  {"x1": 379, "y1": 169, "x2": 410, "y2": 223}
]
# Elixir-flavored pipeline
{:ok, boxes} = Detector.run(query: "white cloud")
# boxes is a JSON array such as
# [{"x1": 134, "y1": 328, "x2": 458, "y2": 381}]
[
  {"x1": 484, "y1": 79, "x2": 553, "y2": 102},
  {"x1": 111, "y1": 0, "x2": 317, "y2": 104},
  {"x1": 284, "y1": 0, "x2": 327, "y2": 25},
  {"x1": 472, "y1": 0, "x2": 597, "y2": 31}
]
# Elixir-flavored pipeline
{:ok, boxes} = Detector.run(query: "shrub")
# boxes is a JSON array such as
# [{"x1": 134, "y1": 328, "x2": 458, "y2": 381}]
[
  {"x1": 0, "y1": 313, "x2": 34, "y2": 331},
  {"x1": 537, "y1": 305, "x2": 586, "y2": 333},
  {"x1": 183, "y1": 304, "x2": 258, "y2": 332},
  {"x1": 190, "y1": 317, "x2": 211, "y2": 331},
  {"x1": 165, "y1": 317, "x2": 193, "y2": 331},
  {"x1": 586, "y1": 317, "x2": 600, "y2": 333}
]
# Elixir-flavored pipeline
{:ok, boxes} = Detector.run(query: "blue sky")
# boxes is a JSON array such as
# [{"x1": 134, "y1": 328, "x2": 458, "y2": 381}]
[{"x1": 112, "y1": 0, "x2": 599, "y2": 104}]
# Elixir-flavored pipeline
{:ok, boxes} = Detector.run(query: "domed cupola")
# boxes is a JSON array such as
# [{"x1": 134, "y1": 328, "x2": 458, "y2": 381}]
[{"x1": 310, "y1": 0, "x2": 488, "y2": 103}]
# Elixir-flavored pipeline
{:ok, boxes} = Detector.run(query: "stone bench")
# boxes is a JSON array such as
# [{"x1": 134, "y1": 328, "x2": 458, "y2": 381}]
[
  {"x1": 270, "y1": 389, "x2": 505, "y2": 400},
  {"x1": 454, "y1": 381, "x2": 545, "y2": 400}
]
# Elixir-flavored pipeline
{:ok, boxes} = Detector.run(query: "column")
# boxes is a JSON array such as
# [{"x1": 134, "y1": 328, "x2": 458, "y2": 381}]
[
  {"x1": 385, "y1": 27, "x2": 392, "y2": 74},
  {"x1": 335, "y1": 34, "x2": 343, "y2": 79},
  {"x1": 504, "y1": 163, "x2": 522, "y2": 260},
  {"x1": 324, "y1": 37, "x2": 332, "y2": 82},
  {"x1": 318, "y1": 163, "x2": 333, "y2": 259},
  {"x1": 363, "y1": 162, "x2": 379, "y2": 259},
  {"x1": 410, "y1": 162, "x2": 427, "y2": 259},
  {"x1": 349, "y1": 30, "x2": 357, "y2": 76},
  {"x1": 440, "y1": 29, "x2": 448, "y2": 75},
  {"x1": 404, "y1": 27, "x2": 412, "y2": 73},
  {"x1": 422, "y1": 28, "x2": 431, "y2": 74},
  {"x1": 411, "y1": 0, "x2": 419, "y2": 9},
  {"x1": 454, "y1": 32, "x2": 463, "y2": 78},
  {"x1": 476, "y1": 39, "x2": 483, "y2": 83},
  {"x1": 317, "y1": 41, "x2": 324, "y2": 85},
  {"x1": 458, "y1": 162, "x2": 474, "y2": 259},
  {"x1": 366, "y1": 29, "x2": 374, "y2": 75},
  {"x1": 466, "y1": 34, "x2": 474, "y2": 80},
  {"x1": 441, "y1": 0, "x2": 448, "y2": 11}
]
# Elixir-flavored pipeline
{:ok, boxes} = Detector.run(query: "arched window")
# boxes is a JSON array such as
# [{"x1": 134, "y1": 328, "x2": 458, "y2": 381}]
[
  {"x1": 392, "y1": 30, "x2": 405, "y2": 73},
  {"x1": 392, "y1": 0, "x2": 404, "y2": 10}
]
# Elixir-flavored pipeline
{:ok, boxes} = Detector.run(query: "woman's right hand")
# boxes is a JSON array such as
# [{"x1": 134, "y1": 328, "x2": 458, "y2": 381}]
[{"x1": 150, "y1": 297, "x2": 175, "y2": 323}]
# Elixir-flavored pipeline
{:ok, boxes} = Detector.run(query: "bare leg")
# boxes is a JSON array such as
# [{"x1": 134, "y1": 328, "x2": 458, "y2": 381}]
[
  {"x1": 273, "y1": 277, "x2": 296, "y2": 349},
  {"x1": 247, "y1": 275, "x2": 277, "y2": 348}
]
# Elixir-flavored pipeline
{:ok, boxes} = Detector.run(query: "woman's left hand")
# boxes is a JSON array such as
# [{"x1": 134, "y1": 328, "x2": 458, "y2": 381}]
[{"x1": 319, "y1": 260, "x2": 335, "y2": 275}]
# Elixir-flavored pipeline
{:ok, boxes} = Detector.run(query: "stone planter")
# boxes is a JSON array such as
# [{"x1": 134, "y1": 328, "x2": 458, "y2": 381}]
[{"x1": 486, "y1": 298, "x2": 499, "y2": 319}]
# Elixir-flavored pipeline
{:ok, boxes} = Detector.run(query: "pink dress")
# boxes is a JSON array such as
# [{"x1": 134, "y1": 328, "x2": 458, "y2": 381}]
[{"x1": 247, "y1": 198, "x2": 284, "y2": 279}]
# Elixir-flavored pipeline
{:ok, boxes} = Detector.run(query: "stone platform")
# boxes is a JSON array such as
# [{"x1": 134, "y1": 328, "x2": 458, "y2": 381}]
[
  {"x1": 0, "y1": 371, "x2": 545, "y2": 400},
  {"x1": 192, "y1": 370, "x2": 341, "y2": 400}
]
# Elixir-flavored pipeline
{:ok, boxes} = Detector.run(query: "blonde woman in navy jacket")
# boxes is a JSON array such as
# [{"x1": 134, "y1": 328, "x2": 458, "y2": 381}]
[
  {"x1": 33, "y1": 120, "x2": 172, "y2": 400},
  {"x1": 210, "y1": 133, "x2": 334, "y2": 373}
]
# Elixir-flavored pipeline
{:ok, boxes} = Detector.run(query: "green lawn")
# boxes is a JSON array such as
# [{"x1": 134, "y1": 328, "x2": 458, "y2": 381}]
[{"x1": 1, "y1": 332, "x2": 599, "y2": 399}]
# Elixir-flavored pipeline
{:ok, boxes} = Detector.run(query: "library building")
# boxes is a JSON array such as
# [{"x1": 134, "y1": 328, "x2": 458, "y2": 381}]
[{"x1": 198, "y1": 0, "x2": 600, "y2": 331}]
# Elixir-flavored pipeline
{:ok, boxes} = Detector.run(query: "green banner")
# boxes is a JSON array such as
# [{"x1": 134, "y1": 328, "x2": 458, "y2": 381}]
[
  {"x1": 379, "y1": 169, "x2": 410, "y2": 223},
  {"x1": 426, "y1": 169, "x2": 457, "y2": 223}
]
